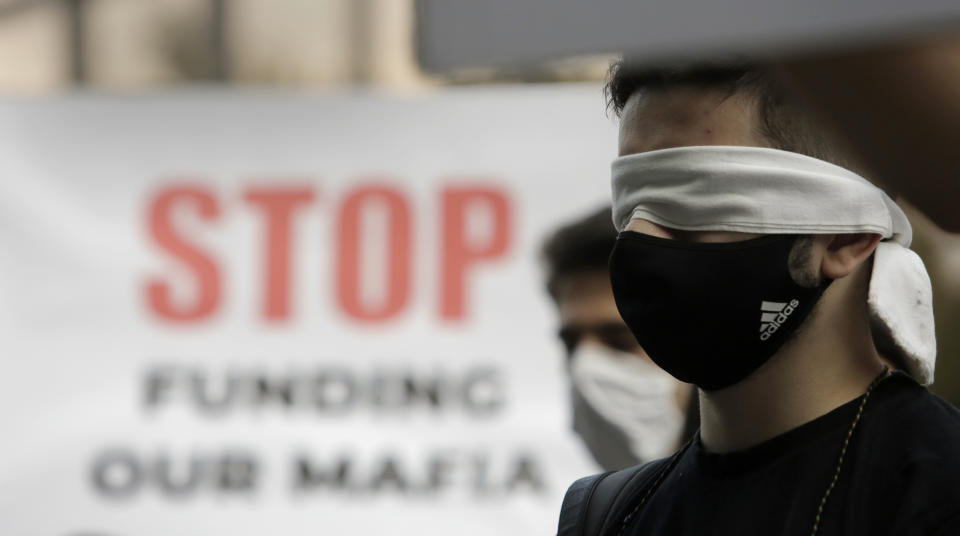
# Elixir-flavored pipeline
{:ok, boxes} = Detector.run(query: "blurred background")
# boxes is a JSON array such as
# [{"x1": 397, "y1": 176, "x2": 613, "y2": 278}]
[
  {"x1": 1, "y1": 1, "x2": 959, "y2": 535},
  {"x1": 0, "y1": 0, "x2": 612, "y2": 91},
  {"x1": 0, "y1": 2, "x2": 613, "y2": 535}
]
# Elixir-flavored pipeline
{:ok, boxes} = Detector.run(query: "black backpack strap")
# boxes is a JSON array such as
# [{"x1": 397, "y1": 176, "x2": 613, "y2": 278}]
[
  {"x1": 593, "y1": 459, "x2": 670, "y2": 535},
  {"x1": 596, "y1": 438, "x2": 696, "y2": 535},
  {"x1": 557, "y1": 471, "x2": 612, "y2": 536},
  {"x1": 557, "y1": 459, "x2": 669, "y2": 536}
]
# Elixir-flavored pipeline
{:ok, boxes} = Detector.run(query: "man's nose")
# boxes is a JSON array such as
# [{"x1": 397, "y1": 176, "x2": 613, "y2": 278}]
[{"x1": 624, "y1": 218, "x2": 678, "y2": 239}]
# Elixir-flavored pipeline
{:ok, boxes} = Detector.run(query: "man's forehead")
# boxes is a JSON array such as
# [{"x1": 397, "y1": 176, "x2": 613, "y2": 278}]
[
  {"x1": 617, "y1": 88, "x2": 765, "y2": 157},
  {"x1": 554, "y1": 271, "x2": 613, "y2": 301}
]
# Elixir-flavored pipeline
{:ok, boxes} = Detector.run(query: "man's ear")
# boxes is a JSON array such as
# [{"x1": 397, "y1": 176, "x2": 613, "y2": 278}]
[{"x1": 819, "y1": 233, "x2": 882, "y2": 279}]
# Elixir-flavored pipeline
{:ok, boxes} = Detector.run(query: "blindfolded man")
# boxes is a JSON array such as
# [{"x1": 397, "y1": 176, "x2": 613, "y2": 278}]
[{"x1": 557, "y1": 61, "x2": 960, "y2": 536}]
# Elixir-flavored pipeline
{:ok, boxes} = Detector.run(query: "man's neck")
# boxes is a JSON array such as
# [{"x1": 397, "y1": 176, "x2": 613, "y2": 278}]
[{"x1": 698, "y1": 294, "x2": 886, "y2": 453}]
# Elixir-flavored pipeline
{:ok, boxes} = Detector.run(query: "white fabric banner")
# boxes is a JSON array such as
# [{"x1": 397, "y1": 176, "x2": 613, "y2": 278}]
[{"x1": 0, "y1": 86, "x2": 617, "y2": 536}]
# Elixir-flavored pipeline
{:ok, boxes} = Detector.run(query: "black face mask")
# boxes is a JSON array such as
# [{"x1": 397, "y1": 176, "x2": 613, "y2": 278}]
[{"x1": 609, "y1": 232, "x2": 831, "y2": 391}]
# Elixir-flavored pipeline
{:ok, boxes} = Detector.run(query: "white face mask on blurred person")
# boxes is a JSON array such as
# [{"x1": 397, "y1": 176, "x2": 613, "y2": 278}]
[{"x1": 570, "y1": 341, "x2": 685, "y2": 470}]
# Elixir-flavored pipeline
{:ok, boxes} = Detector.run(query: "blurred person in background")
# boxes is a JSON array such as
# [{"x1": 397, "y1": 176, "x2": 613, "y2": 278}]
[
  {"x1": 541, "y1": 206, "x2": 698, "y2": 471},
  {"x1": 558, "y1": 59, "x2": 960, "y2": 536}
]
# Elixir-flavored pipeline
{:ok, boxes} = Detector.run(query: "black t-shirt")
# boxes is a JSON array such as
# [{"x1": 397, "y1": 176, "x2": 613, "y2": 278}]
[{"x1": 623, "y1": 372, "x2": 960, "y2": 536}]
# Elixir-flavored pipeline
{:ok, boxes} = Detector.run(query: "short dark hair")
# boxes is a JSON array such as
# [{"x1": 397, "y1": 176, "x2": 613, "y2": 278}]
[
  {"x1": 541, "y1": 206, "x2": 617, "y2": 301},
  {"x1": 604, "y1": 59, "x2": 853, "y2": 168}
]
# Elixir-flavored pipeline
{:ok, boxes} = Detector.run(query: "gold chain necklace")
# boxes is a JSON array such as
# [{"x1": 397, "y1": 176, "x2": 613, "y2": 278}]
[{"x1": 809, "y1": 365, "x2": 889, "y2": 536}]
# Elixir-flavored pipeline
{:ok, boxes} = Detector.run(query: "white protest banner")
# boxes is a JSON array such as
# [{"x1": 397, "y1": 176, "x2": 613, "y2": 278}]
[{"x1": 0, "y1": 85, "x2": 617, "y2": 536}]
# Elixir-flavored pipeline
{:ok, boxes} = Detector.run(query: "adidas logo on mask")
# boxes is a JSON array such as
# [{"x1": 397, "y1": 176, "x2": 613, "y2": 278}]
[{"x1": 760, "y1": 299, "x2": 800, "y2": 341}]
